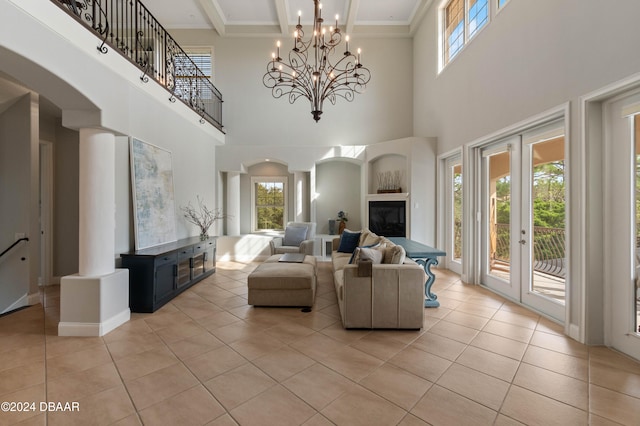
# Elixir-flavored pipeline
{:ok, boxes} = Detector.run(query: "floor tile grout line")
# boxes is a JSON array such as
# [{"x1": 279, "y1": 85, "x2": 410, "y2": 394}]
[{"x1": 16, "y1": 261, "x2": 640, "y2": 425}]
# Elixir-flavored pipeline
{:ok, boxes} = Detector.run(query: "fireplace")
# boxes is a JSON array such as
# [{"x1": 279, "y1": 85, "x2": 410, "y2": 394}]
[{"x1": 368, "y1": 200, "x2": 406, "y2": 237}]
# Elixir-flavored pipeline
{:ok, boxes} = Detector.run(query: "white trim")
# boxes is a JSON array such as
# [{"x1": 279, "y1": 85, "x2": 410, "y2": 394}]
[
  {"x1": 467, "y1": 104, "x2": 570, "y2": 327},
  {"x1": 27, "y1": 292, "x2": 40, "y2": 306},
  {"x1": 581, "y1": 72, "x2": 640, "y2": 346},
  {"x1": 438, "y1": 0, "x2": 492, "y2": 73},
  {"x1": 621, "y1": 101, "x2": 640, "y2": 118},
  {"x1": 39, "y1": 140, "x2": 54, "y2": 287},
  {"x1": 58, "y1": 308, "x2": 130, "y2": 337},
  {"x1": 437, "y1": 149, "x2": 463, "y2": 274}
]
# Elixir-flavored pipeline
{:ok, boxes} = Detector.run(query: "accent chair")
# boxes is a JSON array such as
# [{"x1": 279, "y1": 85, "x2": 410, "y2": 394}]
[{"x1": 269, "y1": 222, "x2": 316, "y2": 256}]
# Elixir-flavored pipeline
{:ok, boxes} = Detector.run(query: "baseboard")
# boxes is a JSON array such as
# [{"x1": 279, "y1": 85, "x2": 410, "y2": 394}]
[
  {"x1": 568, "y1": 323, "x2": 583, "y2": 343},
  {"x1": 27, "y1": 292, "x2": 40, "y2": 306},
  {"x1": 58, "y1": 308, "x2": 130, "y2": 336},
  {"x1": 217, "y1": 254, "x2": 270, "y2": 262},
  {"x1": 58, "y1": 321, "x2": 101, "y2": 336}
]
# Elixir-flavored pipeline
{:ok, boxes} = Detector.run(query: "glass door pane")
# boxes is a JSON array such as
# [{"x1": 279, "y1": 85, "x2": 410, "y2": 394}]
[
  {"x1": 488, "y1": 150, "x2": 512, "y2": 281},
  {"x1": 481, "y1": 138, "x2": 520, "y2": 302},
  {"x1": 453, "y1": 163, "x2": 463, "y2": 262},
  {"x1": 445, "y1": 156, "x2": 463, "y2": 275},
  {"x1": 604, "y1": 91, "x2": 640, "y2": 360},
  {"x1": 530, "y1": 137, "x2": 566, "y2": 304}
]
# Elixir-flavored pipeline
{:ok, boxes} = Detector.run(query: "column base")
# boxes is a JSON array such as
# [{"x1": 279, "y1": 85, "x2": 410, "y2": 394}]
[{"x1": 58, "y1": 269, "x2": 130, "y2": 337}]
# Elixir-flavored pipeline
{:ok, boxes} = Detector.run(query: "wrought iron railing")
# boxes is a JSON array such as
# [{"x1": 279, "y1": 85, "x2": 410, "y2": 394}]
[
  {"x1": 53, "y1": 0, "x2": 223, "y2": 131},
  {"x1": 493, "y1": 223, "x2": 566, "y2": 278}
]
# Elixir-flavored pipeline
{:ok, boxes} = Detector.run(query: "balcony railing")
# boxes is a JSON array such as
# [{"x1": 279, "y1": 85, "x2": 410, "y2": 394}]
[
  {"x1": 53, "y1": 0, "x2": 223, "y2": 131},
  {"x1": 494, "y1": 223, "x2": 566, "y2": 278}
]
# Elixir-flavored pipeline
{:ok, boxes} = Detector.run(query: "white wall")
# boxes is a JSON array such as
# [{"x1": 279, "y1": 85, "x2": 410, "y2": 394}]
[
  {"x1": 1, "y1": 0, "x2": 225, "y2": 263},
  {"x1": 53, "y1": 123, "x2": 79, "y2": 276},
  {"x1": 171, "y1": 29, "x2": 414, "y2": 147},
  {"x1": 414, "y1": 0, "x2": 640, "y2": 151},
  {"x1": 315, "y1": 160, "x2": 363, "y2": 234},
  {"x1": 412, "y1": 0, "x2": 640, "y2": 342},
  {"x1": 0, "y1": 94, "x2": 38, "y2": 312}
]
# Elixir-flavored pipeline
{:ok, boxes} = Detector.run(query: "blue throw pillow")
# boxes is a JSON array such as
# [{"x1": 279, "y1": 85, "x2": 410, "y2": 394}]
[
  {"x1": 283, "y1": 226, "x2": 308, "y2": 246},
  {"x1": 337, "y1": 230, "x2": 361, "y2": 253}
]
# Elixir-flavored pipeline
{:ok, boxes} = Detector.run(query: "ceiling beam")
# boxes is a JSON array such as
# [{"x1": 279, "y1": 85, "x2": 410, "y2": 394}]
[
  {"x1": 345, "y1": 0, "x2": 359, "y2": 36},
  {"x1": 274, "y1": 0, "x2": 289, "y2": 36},
  {"x1": 197, "y1": 0, "x2": 226, "y2": 36}
]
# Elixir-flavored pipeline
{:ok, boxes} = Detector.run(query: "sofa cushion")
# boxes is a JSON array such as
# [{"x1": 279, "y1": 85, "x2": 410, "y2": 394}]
[
  {"x1": 283, "y1": 226, "x2": 308, "y2": 246},
  {"x1": 359, "y1": 228, "x2": 381, "y2": 247},
  {"x1": 384, "y1": 244, "x2": 406, "y2": 264},
  {"x1": 332, "y1": 252, "x2": 352, "y2": 272},
  {"x1": 337, "y1": 229, "x2": 361, "y2": 253}
]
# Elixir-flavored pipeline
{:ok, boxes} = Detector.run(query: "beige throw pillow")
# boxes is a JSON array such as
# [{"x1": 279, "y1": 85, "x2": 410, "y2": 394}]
[
  {"x1": 384, "y1": 244, "x2": 406, "y2": 264},
  {"x1": 359, "y1": 228, "x2": 381, "y2": 247}
]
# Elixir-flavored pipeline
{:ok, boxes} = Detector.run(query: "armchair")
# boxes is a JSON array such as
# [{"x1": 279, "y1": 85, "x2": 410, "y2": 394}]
[{"x1": 270, "y1": 222, "x2": 316, "y2": 256}]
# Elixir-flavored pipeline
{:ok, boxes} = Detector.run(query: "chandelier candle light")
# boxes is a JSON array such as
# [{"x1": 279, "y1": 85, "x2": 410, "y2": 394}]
[{"x1": 263, "y1": 0, "x2": 371, "y2": 122}]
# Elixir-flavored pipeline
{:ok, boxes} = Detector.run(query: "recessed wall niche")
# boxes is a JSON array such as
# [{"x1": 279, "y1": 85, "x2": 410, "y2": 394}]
[{"x1": 368, "y1": 153, "x2": 407, "y2": 194}]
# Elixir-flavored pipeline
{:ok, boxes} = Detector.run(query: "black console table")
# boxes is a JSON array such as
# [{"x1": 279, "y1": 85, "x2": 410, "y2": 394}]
[{"x1": 121, "y1": 236, "x2": 216, "y2": 312}]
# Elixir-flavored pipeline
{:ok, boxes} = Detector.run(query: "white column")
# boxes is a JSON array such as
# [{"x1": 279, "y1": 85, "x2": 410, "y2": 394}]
[
  {"x1": 78, "y1": 128, "x2": 115, "y2": 276},
  {"x1": 293, "y1": 171, "x2": 307, "y2": 222},
  {"x1": 58, "y1": 127, "x2": 129, "y2": 337},
  {"x1": 227, "y1": 172, "x2": 241, "y2": 236}
]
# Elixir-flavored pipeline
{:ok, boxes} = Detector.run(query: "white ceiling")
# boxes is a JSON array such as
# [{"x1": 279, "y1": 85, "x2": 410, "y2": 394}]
[{"x1": 143, "y1": 0, "x2": 431, "y2": 36}]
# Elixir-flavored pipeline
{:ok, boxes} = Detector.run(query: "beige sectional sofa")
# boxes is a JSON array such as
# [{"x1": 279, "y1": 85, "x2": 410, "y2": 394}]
[{"x1": 331, "y1": 229, "x2": 426, "y2": 329}]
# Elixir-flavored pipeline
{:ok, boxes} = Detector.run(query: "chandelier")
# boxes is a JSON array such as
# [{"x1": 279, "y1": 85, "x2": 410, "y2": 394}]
[{"x1": 263, "y1": 0, "x2": 371, "y2": 122}]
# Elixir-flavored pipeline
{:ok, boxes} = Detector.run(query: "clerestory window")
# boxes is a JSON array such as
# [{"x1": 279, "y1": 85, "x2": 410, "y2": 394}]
[{"x1": 442, "y1": 0, "x2": 489, "y2": 68}]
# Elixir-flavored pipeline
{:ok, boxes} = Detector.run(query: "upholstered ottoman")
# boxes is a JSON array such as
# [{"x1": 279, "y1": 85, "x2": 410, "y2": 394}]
[{"x1": 248, "y1": 255, "x2": 317, "y2": 307}]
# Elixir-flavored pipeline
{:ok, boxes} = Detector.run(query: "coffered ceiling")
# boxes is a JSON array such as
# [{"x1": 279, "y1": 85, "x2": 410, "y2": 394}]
[{"x1": 143, "y1": 0, "x2": 433, "y2": 36}]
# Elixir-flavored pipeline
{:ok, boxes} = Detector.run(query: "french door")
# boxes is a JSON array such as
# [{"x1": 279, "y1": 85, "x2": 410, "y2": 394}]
[
  {"x1": 480, "y1": 121, "x2": 566, "y2": 322},
  {"x1": 604, "y1": 91, "x2": 640, "y2": 359},
  {"x1": 444, "y1": 155, "x2": 463, "y2": 275}
]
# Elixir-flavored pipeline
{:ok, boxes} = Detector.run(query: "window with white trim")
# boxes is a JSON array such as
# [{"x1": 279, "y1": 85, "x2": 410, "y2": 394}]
[
  {"x1": 251, "y1": 177, "x2": 287, "y2": 232},
  {"x1": 442, "y1": 0, "x2": 489, "y2": 67},
  {"x1": 174, "y1": 48, "x2": 213, "y2": 102}
]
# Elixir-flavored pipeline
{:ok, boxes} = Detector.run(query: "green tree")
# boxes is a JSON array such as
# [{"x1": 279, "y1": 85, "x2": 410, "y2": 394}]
[{"x1": 256, "y1": 182, "x2": 284, "y2": 230}]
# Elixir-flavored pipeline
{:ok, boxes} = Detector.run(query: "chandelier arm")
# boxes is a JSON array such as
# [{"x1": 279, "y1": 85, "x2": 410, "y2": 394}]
[{"x1": 262, "y1": 0, "x2": 370, "y2": 121}]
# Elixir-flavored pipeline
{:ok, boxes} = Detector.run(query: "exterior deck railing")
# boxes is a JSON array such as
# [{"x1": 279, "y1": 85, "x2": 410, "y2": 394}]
[
  {"x1": 53, "y1": 0, "x2": 223, "y2": 131},
  {"x1": 494, "y1": 223, "x2": 566, "y2": 278}
]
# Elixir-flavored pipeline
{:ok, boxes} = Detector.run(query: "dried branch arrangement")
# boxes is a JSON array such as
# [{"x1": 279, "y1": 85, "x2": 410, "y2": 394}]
[
  {"x1": 181, "y1": 196, "x2": 228, "y2": 237},
  {"x1": 377, "y1": 170, "x2": 403, "y2": 191}
]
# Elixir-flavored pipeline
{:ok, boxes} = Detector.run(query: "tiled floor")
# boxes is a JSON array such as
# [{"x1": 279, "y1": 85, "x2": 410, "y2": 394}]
[{"x1": 1, "y1": 261, "x2": 640, "y2": 425}]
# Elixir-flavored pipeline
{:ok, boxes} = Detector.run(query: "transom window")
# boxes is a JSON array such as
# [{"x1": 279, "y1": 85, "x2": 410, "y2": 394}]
[
  {"x1": 441, "y1": 0, "x2": 489, "y2": 68},
  {"x1": 251, "y1": 177, "x2": 287, "y2": 231}
]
